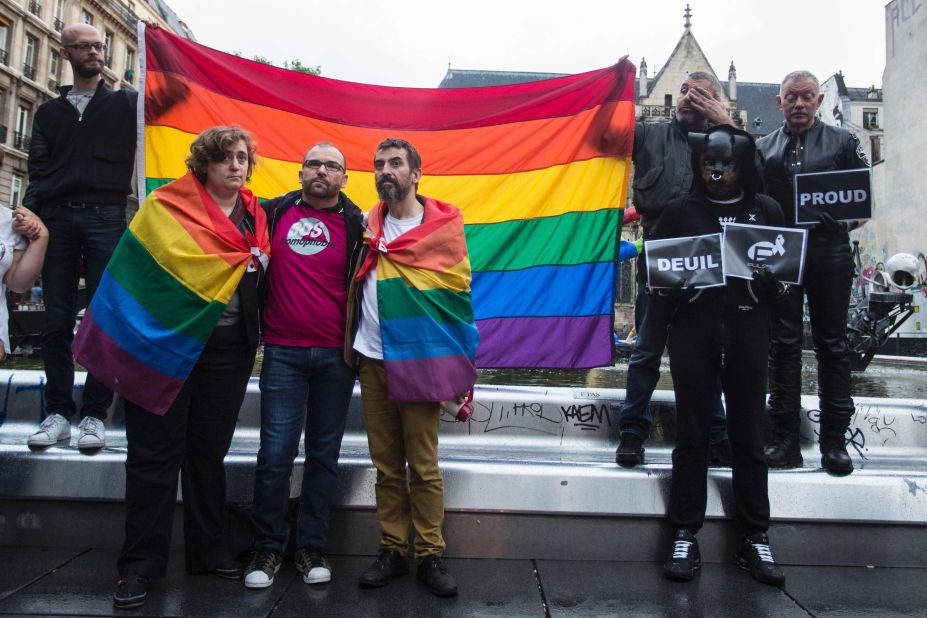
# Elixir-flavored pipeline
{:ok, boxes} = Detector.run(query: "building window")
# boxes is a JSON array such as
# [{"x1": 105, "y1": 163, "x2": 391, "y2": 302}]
[
  {"x1": 28, "y1": 0, "x2": 43, "y2": 18},
  {"x1": 82, "y1": 10, "x2": 94, "y2": 25},
  {"x1": 664, "y1": 94, "x2": 673, "y2": 108},
  {"x1": 53, "y1": 0, "x2": 64, "y2": 31},
  {"x1": 0, "y1": 20, "x2": 10, "y2": 66},
  {"x1": 124, "y1": 47, "x2": 136, "y2": 83},
  {"x1": 11, "y1": 175, "x2": 24, "y2": 208},
  {"x1": 104, "y1": 30, "x2": 114, "y2": 66},
  {"x1": 863, "y1": 108, "x2": 879, "y2": 130},
  {"x1": 15, "y1": 105, "x2": 30, "y2": 151},
  {"x1": 23, "y1": 35, "x2": 38, "y2": 80},
  {"x1": 48, "y1": 50, "x2": 60, "y2": 90},
  {"x1": 871, "y1": 136, "x2": 883, "y2": 163}
]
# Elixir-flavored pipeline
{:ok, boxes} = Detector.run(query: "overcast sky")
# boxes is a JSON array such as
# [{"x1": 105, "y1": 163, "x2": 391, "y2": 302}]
[{"x1": 166, "y1": 1, "x2": 889, "y2": 89}]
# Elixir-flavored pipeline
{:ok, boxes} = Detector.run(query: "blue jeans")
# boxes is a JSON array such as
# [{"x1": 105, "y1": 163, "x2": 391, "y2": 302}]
[
  {"x1": 251, "y1": 345, "x2": 356, "y2": 553},
  {"x1": 40, "y1": 204, "x2": 126, "y2": 420},
  {"x1": 620, "y1": 284, "x2": 728, "y2": 444}
]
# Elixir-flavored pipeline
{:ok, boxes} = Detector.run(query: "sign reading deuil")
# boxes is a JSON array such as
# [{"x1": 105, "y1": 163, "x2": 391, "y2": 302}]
[
  {"x1": 645, "y1": 233, "x2": 724, "y2": 289},
  {"x1": 722, "y1": 223, "x2": 808, "y2": 285},
  {"x1": 793, "y1": 168, "x2": 872, "y2": 225}
]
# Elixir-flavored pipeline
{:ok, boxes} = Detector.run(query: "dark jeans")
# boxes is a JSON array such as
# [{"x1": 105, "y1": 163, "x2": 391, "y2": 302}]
[
  {"x1": 667, "y1": 294, "x2": 770, "y2": 535},
  {"x1": 620, "y1": 282, "x2": 728, "y2": 443},
  {"x1": 118, "y1": 325, "x2": 255, "y2": 579},
  {"x1": 251, "y1": 345, "x2": 356, "y2": 554},
  {"x1": 40, "y1": 204, "x2": 125, "y2": 421},
  {"x1": 768, "y1": 234, "x2": 855, "y2": 439}
]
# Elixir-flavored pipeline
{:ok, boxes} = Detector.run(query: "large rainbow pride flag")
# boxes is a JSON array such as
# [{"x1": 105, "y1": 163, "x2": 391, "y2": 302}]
[{"x1": 142, "y1": 26, "x2": 635, "y2": 369}]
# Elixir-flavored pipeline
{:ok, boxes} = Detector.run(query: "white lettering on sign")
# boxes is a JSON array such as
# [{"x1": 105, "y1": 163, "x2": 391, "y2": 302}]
[
  {"x1": 799, "y1": 190, "x2": 868, "y2": 207},
  {"x1": 657, "y1": 255, "x2": 721, "y2": 272}
]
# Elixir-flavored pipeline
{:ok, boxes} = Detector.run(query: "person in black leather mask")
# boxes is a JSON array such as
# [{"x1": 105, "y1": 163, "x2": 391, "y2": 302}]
[
  {"x1": 757, "y1": 71, "x2": 869, "y2": 476},
  {"x1": 654, "y1": 125, "x2": 787, "y2": 587}
]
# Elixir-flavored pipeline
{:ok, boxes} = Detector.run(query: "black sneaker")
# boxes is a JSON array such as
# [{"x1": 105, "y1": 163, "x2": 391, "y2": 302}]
[
  {"x1": 735, "y1": 532, "x2": 785, "y2": 586},
  {"x1": 663, "y1": 529, "x2": 701, "y2": 582},
  {"x1": 295, "y1": 548, "x2": 332, "y2": 584},
  {"x1": 616, "y1": 433, "x2": 645, "y2": 468},
  {"x1": 212, "y1": 557, "x2": 243, "y2": 580},
  {"x1": 416, "y1": 555, "x2": 458, "y2": 597},
  {"x1": 113, "y1": 575, "x2": 149, "y2": 609},
  {"x1": 358, "y1": 548, "x2": 409, "y2": 588},
  {"x1": 764, "y1": 434, "x2": 803, "y2": 468},
  {"x1": 709, "y1": 438, "x2": 733, "y2": 467}
]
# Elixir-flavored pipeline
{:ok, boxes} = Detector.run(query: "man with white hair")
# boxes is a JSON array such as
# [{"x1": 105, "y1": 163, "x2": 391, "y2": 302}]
[{"x1": 757, "y1": 70, "x2": 870, "y2": 476}]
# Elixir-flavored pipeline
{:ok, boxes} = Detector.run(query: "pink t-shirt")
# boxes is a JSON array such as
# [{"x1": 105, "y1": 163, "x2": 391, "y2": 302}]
[{"x1": 263, "y1": 201, "x2": 348, "y2": 347}]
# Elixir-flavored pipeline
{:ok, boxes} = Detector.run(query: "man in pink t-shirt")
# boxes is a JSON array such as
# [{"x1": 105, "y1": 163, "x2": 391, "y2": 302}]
[{"x1": 245, "y1": 142, "x2": 363, "y2": 589}]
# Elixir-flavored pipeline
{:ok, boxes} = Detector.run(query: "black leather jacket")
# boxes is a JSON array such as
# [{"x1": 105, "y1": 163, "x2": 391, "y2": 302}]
[
  {"x1": 756, "y1": 120, "x2": 870, "y2": 229},
  {"x1": 631, "y1": 119, "x2": 694, "y2": 237}
]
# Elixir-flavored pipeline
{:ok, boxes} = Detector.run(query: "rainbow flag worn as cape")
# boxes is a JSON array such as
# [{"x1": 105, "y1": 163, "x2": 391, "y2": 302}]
[
  {"x1": 141, "y1": 26, "x2": 635, "y2": 369},
  {"x1": 72, "y1": 172, "x2": 270, "y2": 415},
  {"x1": 356, "y1": 197, "x2": 478, "y2": 402}
]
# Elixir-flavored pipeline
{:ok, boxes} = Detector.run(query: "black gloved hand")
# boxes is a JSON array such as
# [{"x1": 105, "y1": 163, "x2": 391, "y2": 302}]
[
  {"x1": 655, "y1": 277, "x2": 689, "y2": 301},
  {"x1": 811, "y1": 208, "x2": 848, "y2": 237},
  {"x1": 751, "y1": 265, "x2": 788, "y2": 303}
]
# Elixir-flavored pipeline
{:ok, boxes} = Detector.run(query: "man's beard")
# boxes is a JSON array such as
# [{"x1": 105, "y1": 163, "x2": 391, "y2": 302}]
[
  {"x1": 376, "y1": 176, "x2": 412, "y2": 202},
  {"x1": 303, "y1": 178, "x2": 339, "y2": 199},
  {"x1": 72, "y1": 62, "x2": 102, "y2": 79}
]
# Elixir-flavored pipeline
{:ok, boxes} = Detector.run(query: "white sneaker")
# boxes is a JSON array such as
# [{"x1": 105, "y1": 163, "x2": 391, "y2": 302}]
[
  {"x1": 295, "y1": 548, "x2": 332, "y2": 585},
  {"x1": 244, "y1": 551, "x2": 282, "y2": 589},
  {"x1": 77, "y1": 417, "x2": 106, "y2": 451},
  {"x1": 27, "y1": 414, "x2": 71, "y2": 447}
]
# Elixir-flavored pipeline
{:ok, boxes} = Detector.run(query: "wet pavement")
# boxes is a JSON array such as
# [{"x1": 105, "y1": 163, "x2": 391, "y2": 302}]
[{"x1": 1, "y1": 546, "x2": 925, "y2": 617}]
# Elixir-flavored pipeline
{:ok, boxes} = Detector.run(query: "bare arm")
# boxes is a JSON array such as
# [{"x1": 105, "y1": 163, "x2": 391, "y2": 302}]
[{"x1": 5, "y1": 209, "x2": 48, "y2": 293}]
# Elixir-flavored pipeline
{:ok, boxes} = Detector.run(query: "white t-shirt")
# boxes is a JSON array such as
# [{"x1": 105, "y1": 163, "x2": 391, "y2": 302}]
[
  {"x1": 0, "y1": 207, "x2": 28, "y2": 354},
  {"x1": 353, "y1": 210, "x2": 424, "y2": 359}
]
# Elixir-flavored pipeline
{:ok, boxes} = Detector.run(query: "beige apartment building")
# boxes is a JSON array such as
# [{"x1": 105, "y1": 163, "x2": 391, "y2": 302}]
[{"x1": 0, "y1": 0, "x2": 192, "y2": 208}]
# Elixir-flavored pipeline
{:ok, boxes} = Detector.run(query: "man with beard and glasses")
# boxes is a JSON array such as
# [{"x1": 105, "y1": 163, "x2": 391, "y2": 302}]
[
  {"x1": 25, "y1": 23, "x2": 138, "y2": 453},
  {"x1": 345, "y1": 138, "x2": 478, "y2": 598},
  {"x1": 245, "y1": 142, "x2": 364, "y2": 589}
]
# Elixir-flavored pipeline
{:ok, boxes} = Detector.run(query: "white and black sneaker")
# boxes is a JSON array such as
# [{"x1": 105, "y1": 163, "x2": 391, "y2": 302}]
[
  {"x1": 663, "y1": 529, "x2": 701, "y2": 582},
  {"x1": 295, "y1": 548, "x2": 332, "y2": 584},
  {"x1": 735, "y1": 532, "x2": 785, "y2": 586},
  {"x1": 27, "y1": 414, "x2": 71, "y2": 447},
  {"x1": 244, "y1": 551, "x2": 282, "y2": 589},
  {"x1": 77, "y1": 417, "x2": 106, "y2": 451}
]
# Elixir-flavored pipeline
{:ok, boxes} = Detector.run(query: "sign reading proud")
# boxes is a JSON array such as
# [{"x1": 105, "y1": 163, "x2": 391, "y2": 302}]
[
  {"x1": 794, "y1": 168, "x2": 872, "y2": 225},
  {"x1": 722, "y1": 223, "x2": 808, "y2": 285},
  {"x1": 645, "y1": 233, "x2": 724, "y2": 289}
]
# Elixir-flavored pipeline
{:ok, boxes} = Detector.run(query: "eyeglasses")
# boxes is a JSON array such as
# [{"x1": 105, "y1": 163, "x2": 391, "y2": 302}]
[
  {"x1": 66, "y1": 42, "x2": 106, "y2": 52},
  {"x1": 304, "y1": 159, "x2": 345, "y2": 173}
]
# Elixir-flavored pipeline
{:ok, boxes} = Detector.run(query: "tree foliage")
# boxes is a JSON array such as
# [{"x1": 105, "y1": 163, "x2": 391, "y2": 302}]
[{"x1": 231, "y1": 52, "x2": 321, "y2": 75}]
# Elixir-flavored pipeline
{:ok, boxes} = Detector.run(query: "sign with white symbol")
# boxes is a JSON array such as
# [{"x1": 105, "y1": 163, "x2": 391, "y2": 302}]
[
  {"x1": 645, "y1": 233, "x2": 725, "y2": 289},
  {"x1": 794, "y1": 168, "x2": 872, "y2": 225},
  {"x1": 722, "y1": 223, "x2": 808, "y2": 285}
]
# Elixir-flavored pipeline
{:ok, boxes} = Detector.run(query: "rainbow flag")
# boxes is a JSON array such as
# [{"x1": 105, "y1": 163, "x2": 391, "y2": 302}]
[
  {"x1": 357, "y1": 197, "x2": 478, "y2": 402},
  {"x1": 73, "y1": 172, "x2": 270, "y2": 414},
  {"x1": 142, "y1": 27, "x2": 635, "y2": 369}
]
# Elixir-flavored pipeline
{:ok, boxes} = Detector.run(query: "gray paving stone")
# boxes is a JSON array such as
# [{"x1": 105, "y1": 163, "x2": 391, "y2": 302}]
[
  {"x1": 0, "y1": 546, "x2": 85, "y2": 603},
  {"x1": 784, "y1": 565, "x2": 927, "y2": 617},
  {"x1": 272, "y1": 555, "x2": 544, "y2": 617},
  {"x1": 538, "y1": 559, "x2": 806, "y2": 617},
  {"x1": 0, "y1": 547, "x2": 295, "y2": 617}
]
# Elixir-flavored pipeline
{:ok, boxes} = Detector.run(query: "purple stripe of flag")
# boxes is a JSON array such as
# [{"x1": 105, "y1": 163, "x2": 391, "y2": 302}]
[
  {"x1": 383, "y1": 354, "x2": 477, "y2": 402},
  {"x1": 475, "y1": 315, "x2": 613, "y2": 368},
  {"x1": 73, "y1": 308, "x2": 185, "y2": 415}
]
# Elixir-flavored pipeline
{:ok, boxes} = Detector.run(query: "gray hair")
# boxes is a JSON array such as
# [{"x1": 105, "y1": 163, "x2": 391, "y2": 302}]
[
  {"x1": 780, "y1": 70, "x2": 820, "y2": 95},
  {"x1": 686, "y1": 71, "x2": 723, "y2": 97}
]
